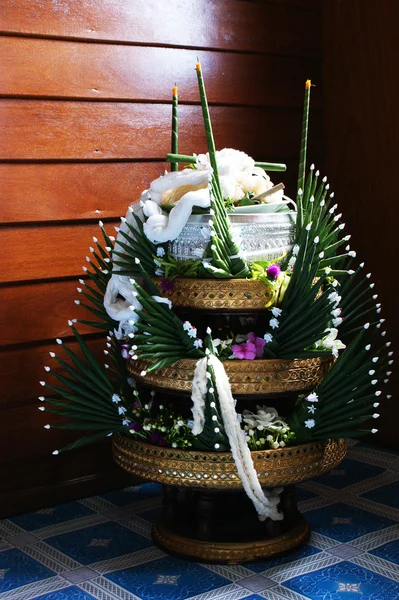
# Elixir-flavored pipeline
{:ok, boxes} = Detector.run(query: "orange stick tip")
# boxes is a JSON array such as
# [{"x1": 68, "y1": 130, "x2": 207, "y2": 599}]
[
  {"x1": 196, "y1": 61, "x2": 201, "y2": 71},
  {"x1": 172, "y1": 85, "x2": 178, "y2": 96},
  {"x1": 305, "y1": 79, "x2": 312, "y2": 89}
]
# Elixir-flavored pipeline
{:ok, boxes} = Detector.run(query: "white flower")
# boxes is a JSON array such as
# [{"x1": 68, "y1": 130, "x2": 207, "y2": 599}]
[
  {"x1": 118, "y1": 406, "x2": 127, "y2": 415},
  {"x1": 307, "y1": 406, "x2": 316, "y2": 414},
  {"x1": 288, "y1": 256, "x2": 296, "y2": 269},
  {"x1": 332, "y1": 317, "x2": 343, "y2": 327},
  {"x1": 187, "y1": 327, "x2": 197, "y2": 339},
  {"x1": 155, "y1": 269, "x2": 164, "y2": 276},
  {"x1": 292, "y1": 244, "x2": 299, "y2": 256},
  {"x1": 122, "y1": 418, "x2": 131, "y2": 426},
  {"x1": 153, "y1": 258, "x2": 162, "y2": 267},
  {"x1": 183, "y1": 321, "x2": 192, "y2": 332},
  {"x1": 328, "y1": 292, "x2": 341, "y2": 307},
  {"x1": 317, "y1": 328, "x2": 346, "y2": 357},
  {"x1": 306, "y1": 392, "x2": 319, "y2": 403},
  {"x1": 263, "y1": 333, "x2": 273, "y2": 343},
  {"x1": 193, "y1": 338, "x2": 203, "y2": 349},
  {"x1": 156, "y1": 246, "x2": 165, "y2": 257},
  {"x1": 271, "y1": 307, "x2": 282, "y2": 318},
  {"x1": 304, "y1": 419, "x2": 316, "y2": 429},
  {"x1": 331, "y1": 308, "x2": 341, "y2": 318},
  {"x1": 269, "y1": 318, "x2": 279, "y2": 329},
  {"x1": 112, "y1": 394, "x2": 121, "y2": 404}
]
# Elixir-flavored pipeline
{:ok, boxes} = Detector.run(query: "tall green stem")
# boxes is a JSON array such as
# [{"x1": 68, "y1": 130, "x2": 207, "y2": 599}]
[
  {"x1": 171, "y1": 85, "x2": 179, "y2": 172},
  {"x1": 297, "y1": 80, "x2": 311, "y2": 194}
]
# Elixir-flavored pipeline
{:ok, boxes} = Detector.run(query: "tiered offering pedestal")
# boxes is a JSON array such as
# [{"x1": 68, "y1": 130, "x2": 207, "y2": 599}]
[{"x1": 113, "y1": 277, "x2": 346, "y2": 563}]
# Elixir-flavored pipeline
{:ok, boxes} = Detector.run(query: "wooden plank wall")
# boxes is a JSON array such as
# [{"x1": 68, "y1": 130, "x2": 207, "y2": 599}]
[
  {"x1": 0, "y1": 0, "x2": 323, "y2": 516},
  {"x1": 323, "y1": 0, "x2": 398, "y2": 450}
]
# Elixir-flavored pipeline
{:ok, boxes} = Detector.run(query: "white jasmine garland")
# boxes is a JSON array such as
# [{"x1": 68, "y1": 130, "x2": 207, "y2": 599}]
[{"x1": 269, "y1": 318, "x2": 279, "y2": 329}]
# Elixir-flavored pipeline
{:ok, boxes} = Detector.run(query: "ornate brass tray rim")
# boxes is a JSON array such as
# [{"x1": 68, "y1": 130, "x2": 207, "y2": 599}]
[{"x1": 113, "y1": 435, "x2": 347, "y2": 489}]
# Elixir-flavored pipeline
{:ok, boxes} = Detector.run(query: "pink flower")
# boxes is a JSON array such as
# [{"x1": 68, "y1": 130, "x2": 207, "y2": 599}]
[
  {"x1": 247, "y1": 332, "x2": 266, "y2": 358},
  {"x1": 232, "y1": 341, "x2": 257, "y2": 360}
]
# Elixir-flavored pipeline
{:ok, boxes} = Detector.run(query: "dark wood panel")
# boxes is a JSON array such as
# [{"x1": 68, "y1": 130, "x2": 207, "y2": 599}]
[
  {"x1": 0, "y1": 38, "x2": 322, "y2": 107},
  {"x1": 0, "y1": 162, "x2": 166, "y2": 223},
  {"x1": 0, "y1": 440, "x2": 135, "y2": 517},
  {"x1": 0, "y1": 223, "x2": 119, "y2": 283},
  {"x1": 0, "y1": 337, "x2": 107, "y2": 406},
  {"x1": 0, "y1": 0, "x2": 321, "y2": 56},
  {"x1": 323, "y1": 0, "x2": 397, "y2": 449},
  {"x1": 0, "y1": 101, "x2": 323, "y2": 160},
  {"x1": 0, "y1": 159, "x2": 303, "y2": 224},
  {"x1": 1, "y1": 404, "x2": 90, "y2": 464},
  {"x1": 0, "y1": 280, "x2": 103, "y2": 346}
]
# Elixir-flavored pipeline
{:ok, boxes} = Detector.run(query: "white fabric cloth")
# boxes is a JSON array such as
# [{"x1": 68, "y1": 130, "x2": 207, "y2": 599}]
[
  {"x1": 191, "y1": 357, "x2": 209, "y2": 436},
  {"x1": 191, "y1": 354, "x2": 283, "y2": 521},
  {"x1": 103, "y1": 275, "x2": 142, "y2": 338},
  {"x1": 143, "y1": 187, "x2": 210, "y2": 243}
]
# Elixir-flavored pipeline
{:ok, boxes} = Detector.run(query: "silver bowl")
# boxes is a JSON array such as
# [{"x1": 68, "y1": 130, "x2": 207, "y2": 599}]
[{"x1": 168, "y1": 211, "x2": 297, "y2": 264}]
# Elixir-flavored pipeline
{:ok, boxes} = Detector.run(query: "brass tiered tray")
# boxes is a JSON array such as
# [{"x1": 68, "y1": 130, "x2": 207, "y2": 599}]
[
  {"x1": 113, "y1": 436, "x2": 346, "y2": 489},
  {"x1": 113, "y1": 435, "x2": 346, "y2": 563},
  {"x1": 152, "y1": 276, "x2": 278, "y2": 310},
  {"x1": 129, "y1": 355, "x2": 334, "y2": 395}
]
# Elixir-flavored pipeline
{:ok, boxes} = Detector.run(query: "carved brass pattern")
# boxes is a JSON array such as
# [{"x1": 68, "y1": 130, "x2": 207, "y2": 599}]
[
  {"x1": 128, "y1": 356, "x2": 334, "y2": 395},
  {"x1": 152, "y1": 277, "x2": 277, "y2": 310},
  {"x1": 152, "y1": 516, "x2": 310, "y2": 563},
  {"x1": 112, "y1": 436, "x2": 347, "y2": 489}
]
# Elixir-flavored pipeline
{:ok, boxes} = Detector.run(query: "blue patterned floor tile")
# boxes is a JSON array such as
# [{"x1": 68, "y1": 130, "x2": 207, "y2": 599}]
[
  {"x1": 105, "y1": 555, "x2": 231, "y2": 600},
  {"x1": 361, "y1": 480, "x2": 399, "y2": 508},
  {"x1": 296, "y1": 486, "x2": 319, "y2": 501},
  {"x1": 136, "y1": 506, "x2": 163, "y2": 524},
  {"x1": 44, "y1": 521, "x2": 152, "y2": 565},
  {"x1": 369, "y1": 540, "x2": 399, "y2": 564},
  {"x1": 100, "y1": 482, "x2": 162, "y2": 506},
  {"x1": 283, "y1": 559, "x2": 399, "y2": 599},
  {"x1": 355, "y1": 441, "x2": 398, "y2": 456},
  {"x1": 9, "y1": 501, "x2": 94, "y2": 532},
  {"x1": 245, "y1": 544, "x2": 321, "y2": 573},
  {"x1": 312, "y1": 458, "x2": 386, "y2": 489},
  {"x1": 0, "y1": 548, "x2": 55, "y2": 592},
  {"x1": 32, "y1": 586, "x2": 96, "y2": 600},
  {"x1": 304, "y1": 502, "x2": 396, "y2": 542}
]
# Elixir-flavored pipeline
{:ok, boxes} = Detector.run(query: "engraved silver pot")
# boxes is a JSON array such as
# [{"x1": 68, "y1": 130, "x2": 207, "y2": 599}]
[{"x1": 168, "y1": 211, "x2": 297, "y2": 264}]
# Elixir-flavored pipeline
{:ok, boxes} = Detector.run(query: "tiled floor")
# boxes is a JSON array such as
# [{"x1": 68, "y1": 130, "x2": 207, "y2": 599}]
[{"x1": 1, "y1": 440, "x2": 398, "y2": 600}]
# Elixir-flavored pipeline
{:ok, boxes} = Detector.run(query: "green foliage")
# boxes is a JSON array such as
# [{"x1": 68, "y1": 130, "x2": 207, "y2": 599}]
[
  {"x1": 128, "y1": 402, "x2": 195, "y2": 449},
  {"x1": 77, "y1": 225, "x2": 119, "y2": 332},
  {"x1": 155, "y1": 254, "x2": 202, "y2": 279},
  {"x1": 287, "y1": 328, "x2": 389, "y2": 442},
  {"x1": 130, "y1": 276, "x2": 204, "y2": 371},
  {"x1": 112, "y1": 209, "x2": 158, "y2": 277},
  {"x1": 263, "y1": 167, "x2": 353, "y2": 359},
  {"x1": 40, "y1": 324, "x2": 127, "y2": 453},
  {"x1": 191, "y1": 337, "x2": 229, "y2": 451}
]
